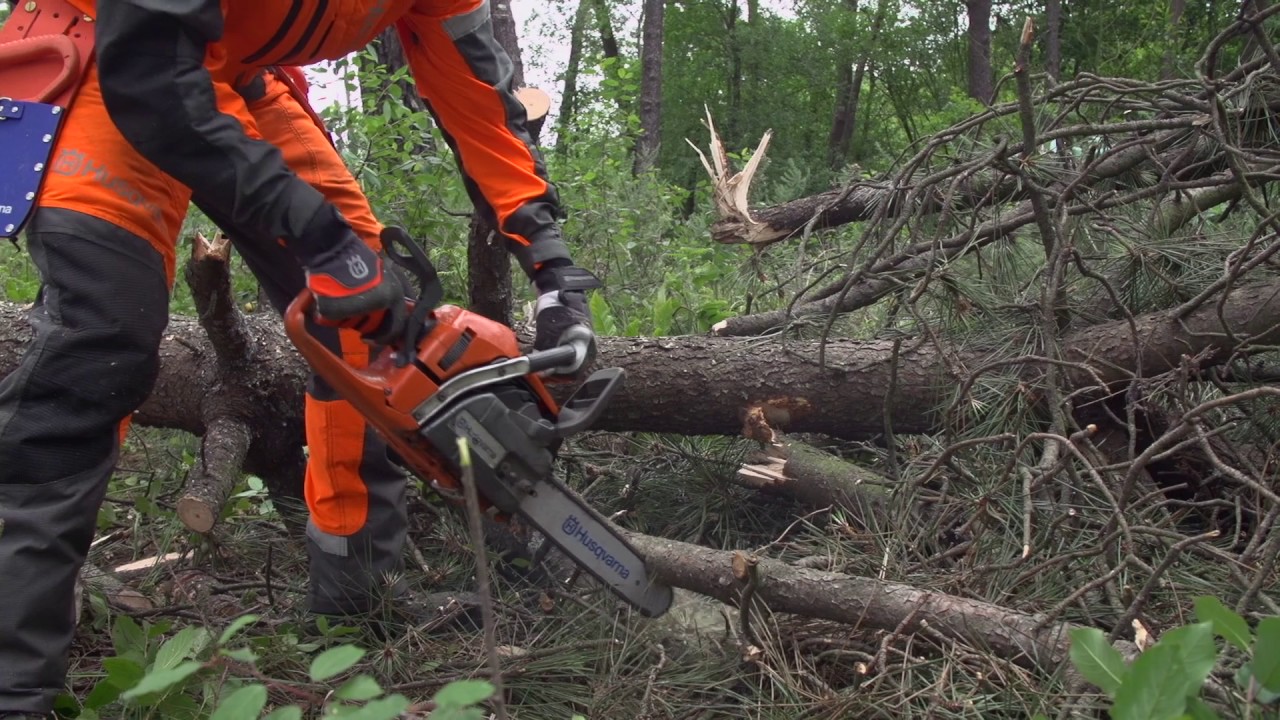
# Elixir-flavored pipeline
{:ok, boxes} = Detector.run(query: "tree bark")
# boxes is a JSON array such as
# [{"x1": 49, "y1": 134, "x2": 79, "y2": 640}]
[
  {"x1": 825, "y1": 0, "x2": 859, "y2": 170},
  {"x1": 3, "y1": 276, "x2": 1277, "y2": 446},
  {"x1": 725, "y1": 0, "x2": 743, "y2": 143},
  {"x1": 1045, "y1": 0, "x2": 1062, "y2": 81},
  {"x1": 625, "y1": 532, "x2": 1079, "y2": 669},
  {"x1": 490, "y1": 0, "x2": 527, "y2": 88},
  {"x1": 178, "y1": 233, "x2": 307, "y2": 534},
  {"x1": 556, "y1": 0, "x2": 592, "y2": 156},
  {"x1": 1162, "y1": 0, "x2": 1187, "y2": 80},
  {"x1": 634, "y1": 0, "x2": 665, "y2": 174},
  {"x1": 592, "y1": 0, "x2": 620, "y2": 61},
  {"x1": 737, "y1": 436, "x2": 892, "y2": 524},
  {"x1": 964, "y1": 0, "x2": 995, "y2": 103}
]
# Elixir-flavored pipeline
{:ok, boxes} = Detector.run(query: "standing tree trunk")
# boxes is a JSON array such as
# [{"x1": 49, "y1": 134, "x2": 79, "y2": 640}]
[
  {"x1": 828, "y1": 0, "x2": 885, "y2": 169},
  {"x1": 556, "y1": 0, "x2": 592, "y2": 157},
  {"x1": 964, "y1": 0, "x2": 994, "y2": 103},
  {"x1": 1045, "y1": 0, "x2": 1062, "y2": 81},
  {"x1": 634, "y1": 0, "x2": 665, "y2": 174},
  {"x1": 826, "y1": 0, "x2": 860, "y2": 170},
  {"x1": 726, "y1": 0, "x2": 743, "y2": 143},
  {"x1": 1162, "y1": 0, "x2": 1187, "y2": 80},
  {"x1": 466, "y1": 0, "x2": 529, "y2": 325},
  {"x1": 592, "y1": 0, "x2": 620, "y2": 60},
  {"x1": 828, "y1": 59, "x2": 857, "y2": 170}
]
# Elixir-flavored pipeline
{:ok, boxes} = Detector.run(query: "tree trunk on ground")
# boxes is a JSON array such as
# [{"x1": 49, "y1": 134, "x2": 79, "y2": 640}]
[
  {"x1": 635, "y1": 0, "x2": 665, "y2": 174},
  {"x1": 625, "y1": 532, "x2": 1097, "y2": 669},
  {"x1": 965, "y1": 0, "x2": 994, "y2": 103},
  {"x1": 3, "y1": 275, "x2": 1276, "y2": 447}
]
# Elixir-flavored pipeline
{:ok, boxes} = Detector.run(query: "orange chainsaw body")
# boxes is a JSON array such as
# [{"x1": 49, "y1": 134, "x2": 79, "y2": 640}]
[{"x1": 283, "y1": 293, "x2": 559, "y2": 511}]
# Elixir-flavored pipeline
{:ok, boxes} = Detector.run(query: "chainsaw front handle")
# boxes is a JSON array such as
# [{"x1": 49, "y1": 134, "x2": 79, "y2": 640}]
[{"x1": 527, "y1": 324, "x2": 594, "y2": 376}]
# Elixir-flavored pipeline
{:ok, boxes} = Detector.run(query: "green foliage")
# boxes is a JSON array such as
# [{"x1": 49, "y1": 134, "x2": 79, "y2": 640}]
[
  {"x1": 1063, "y1": 597, "x2": 1280, "y2": 720},
  {"x1": 69, "y1": 613, "x2": 502, "y2": 719}
]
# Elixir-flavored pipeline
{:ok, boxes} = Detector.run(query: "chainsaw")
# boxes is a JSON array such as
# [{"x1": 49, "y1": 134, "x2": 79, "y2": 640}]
[{"x1": 282, "y1": 228, "x2": 673, "y2": 618}]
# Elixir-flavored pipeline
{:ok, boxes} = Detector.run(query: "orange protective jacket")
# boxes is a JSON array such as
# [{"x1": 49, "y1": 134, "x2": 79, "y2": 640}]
[{"x1": 64, "y1": 0, "x2": 570, "y2": 282}]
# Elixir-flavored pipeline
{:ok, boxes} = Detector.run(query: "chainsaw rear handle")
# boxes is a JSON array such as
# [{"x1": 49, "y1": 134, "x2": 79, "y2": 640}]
[{"x1": 284, "y1": 289, "x2": 402, "y2": 411}]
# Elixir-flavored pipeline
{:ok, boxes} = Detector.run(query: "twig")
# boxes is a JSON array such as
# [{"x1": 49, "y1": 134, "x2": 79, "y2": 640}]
[{"x1": 456, "y1": 437, "x2": 508, "y2": 720}]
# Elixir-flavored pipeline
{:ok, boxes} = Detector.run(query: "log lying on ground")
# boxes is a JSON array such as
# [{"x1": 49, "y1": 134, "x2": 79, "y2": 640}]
[
  {"x1": 736, "y1": 434, "x2": 892, "y2": 525},
  {"x1": 2, "y1": 275, "x2": 1279, "y2": 445},
  {"x1": 627, "y1": 532, "x2": 1078, "y2": 669}
]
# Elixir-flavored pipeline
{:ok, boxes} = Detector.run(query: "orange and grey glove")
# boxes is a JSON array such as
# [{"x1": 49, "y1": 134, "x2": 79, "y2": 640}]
[
  {"x1": 303, "y1": 225, "x2": 408, "y2": 345},
  {"x1": 532, "y1": 263, "x2": 602, "y2": 375}
]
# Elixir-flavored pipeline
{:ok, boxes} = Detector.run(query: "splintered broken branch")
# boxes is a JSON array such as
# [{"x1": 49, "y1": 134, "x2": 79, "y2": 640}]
[
  {"x1": 687, "y1": 105, "x2": 774, "y2": 245},
  {"x1": 736, "y1": 434, "x2": 892, "y2": 525}
]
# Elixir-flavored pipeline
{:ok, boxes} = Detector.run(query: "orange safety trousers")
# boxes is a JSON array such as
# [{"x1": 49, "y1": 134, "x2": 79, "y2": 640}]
[{"x1": 37, "y1": 63, "x2": 392, "y2": 537}]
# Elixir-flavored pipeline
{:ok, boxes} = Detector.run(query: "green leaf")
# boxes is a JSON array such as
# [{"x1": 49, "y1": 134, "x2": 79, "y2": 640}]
[
  {"x1": 220, "y1": 646, "x2": 260, "y2": 663},
  {"x1": 1235, "y1": 663, "x2": 1280, "y2": 702},
  {"x1": 263, "y1": 707, "x2": 303, "y2": 720},
  {"x1": 341, "y1": 694, "x2": 411, "y2": 720},
  {"x1": 1160, "y1": 622, "x2": 1218, "y2": 691},
  {"x1": 121, "y1": 660, "x2": 203, "y2": 700},
  {"x1": 432, "y1": 679, "x2": 495, "y2": 708},
  {"x1": 1253, "y1": 618, "x2": 1280, "y2": 693},
  {"x1": 218, "y1": 614, "x2": 261, "y2": 646},
  {"x1": 1068, "y1": 627, "x2": 1128, "y2": 695},
  {"x1": 1193, "y1": 596, "x2": 1252, "y2": 652},
  {"x1": 309, "y1": 645, "x2": 365, "y2": 682},
  {"x1": 111, "y1": 615, "x2": 147, "y2": 658},
  {"x1": 1184, "y1": 697, "x2": 1222, "y2": 720},
  {"x1": 1111, "y1": 643, "x2": 1190, "y2": 720},
  {"x1": 154, "y1": 627, "x2": 208, "y2": 671},
  {"x1": 83, "y1": 677, "x2": 124, "y2": 710},
  {"x1": 210, "y1": 684, "x2": 268, "y2": 720},
  {"x1": 335, "y1": 674, "x2": 384, "y2": 702},
  {"x1": 102, "y1": 657, "x2": 145, "y2": 690}
]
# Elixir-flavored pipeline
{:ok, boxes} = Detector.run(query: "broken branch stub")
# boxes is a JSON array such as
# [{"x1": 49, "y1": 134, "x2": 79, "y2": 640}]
[{"x1": 686, "y1": 106, "x2": 775, "y2": 246}]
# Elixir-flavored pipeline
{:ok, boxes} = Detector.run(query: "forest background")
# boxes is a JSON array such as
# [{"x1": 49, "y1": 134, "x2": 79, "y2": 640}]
[{"x1": 1, "y1": 0, "x2": 1279, "y2": 718}]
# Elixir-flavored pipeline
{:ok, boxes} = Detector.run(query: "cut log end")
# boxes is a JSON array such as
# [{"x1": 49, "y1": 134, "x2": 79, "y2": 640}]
[
  {"x1": 516, "y1": 86, "x2": 551, "y2": 122},
  {"x1": 176, "y1": 497, "x2": 218, "y2": 534}
]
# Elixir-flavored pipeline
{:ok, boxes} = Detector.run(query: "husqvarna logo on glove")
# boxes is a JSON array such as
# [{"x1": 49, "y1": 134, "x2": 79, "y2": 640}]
[{"x1": 346, "y1": 252, "x2": 370, "y2": 279}]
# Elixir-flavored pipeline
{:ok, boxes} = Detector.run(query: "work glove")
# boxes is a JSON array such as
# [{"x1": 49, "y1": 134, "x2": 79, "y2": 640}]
[
  {"x1": 532, "y1": 264, "x2": 603, "y2": 376},
  {"x1": 305, "y1": 229, "x2": 408, "y2": 346}
]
